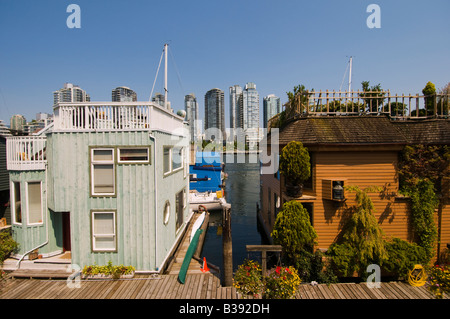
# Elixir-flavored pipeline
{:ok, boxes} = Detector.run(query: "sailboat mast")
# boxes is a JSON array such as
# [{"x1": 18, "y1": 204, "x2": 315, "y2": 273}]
[
  {"x1": 164, "y1": 43, "x2": 168, "y2": 110},
  {"x1": 348, "y1": 56, "x2": 352, "y2": 95}
]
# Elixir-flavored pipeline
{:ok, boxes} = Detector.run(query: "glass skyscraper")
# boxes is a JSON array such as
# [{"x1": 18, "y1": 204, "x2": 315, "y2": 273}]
[
  {"x1": 229, "y1": 84, "x2": 242, "y2": 140},
  {"x1": 263, "y1": 94, "x2": 281, "y2": 128},
  {"x1": 204, "y1": 88, "x2": 225, "y2": 141},
  {"x1": 185, "y1": 93, "x2": 199, "y2": 143},
  {"x1": 239, "y1": 82, "x2": 260, "y2": 147}
]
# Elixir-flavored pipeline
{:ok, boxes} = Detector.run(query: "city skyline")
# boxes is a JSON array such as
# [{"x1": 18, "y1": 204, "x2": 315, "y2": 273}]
[{"x1": 1, "y1": 1, "x2": 449, "y2": 127}]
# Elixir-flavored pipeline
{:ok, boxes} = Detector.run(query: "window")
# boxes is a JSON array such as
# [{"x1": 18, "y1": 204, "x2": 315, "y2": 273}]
[
  {"x1": 163, "y1": 201, "x2": 170, "y2": 225},
  {"x1": 163, "y1": 146, "x2": 185, "y2": 175},
  {"x1": 172, "y1": 147, "x2": 183, "y2": 171},
  {"x1": 163, "y1": 147, "x2": 171, "y2": 174},
  {"x1": 175, "y1": 189, "x2": 184, "y2": 230},
  {"x1": 91, "y1": 148, "x2": 115, "y2": 196},
  {"x1": 27, "y1": 182, "x2": 43, "y2": 225},
  {"x1": 92, "y1": 211, "x2": 116, "y2": 251},
  {"x1": 12, "y1": 181, "x2": 21, "y2": 224},
  {"x1": 118, "y1": 148, "x2": 149, "y2": 163}
]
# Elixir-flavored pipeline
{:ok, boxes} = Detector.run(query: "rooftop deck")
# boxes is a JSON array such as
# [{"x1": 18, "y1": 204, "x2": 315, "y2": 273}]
[
  {"x1": 53, "y1": 101, "x2": 185, "y2": 133},
  {"x1": 7, "y1": 102, "x2": 187, "y2": 171},
  {"x1": 269, "y1": 90, "x2": 450, "y2": 130}
]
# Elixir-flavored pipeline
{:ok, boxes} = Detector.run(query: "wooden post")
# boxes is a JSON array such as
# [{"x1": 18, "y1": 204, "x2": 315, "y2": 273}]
[{"x1": 222, "y1": 203, "x2": 233, "y2": 286}]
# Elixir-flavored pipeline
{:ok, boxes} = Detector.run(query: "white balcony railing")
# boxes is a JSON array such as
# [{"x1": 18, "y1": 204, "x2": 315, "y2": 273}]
[
  {"x1": 7, "y1": 136, "x2": 47, "y2": 171},
  {"x1": 53, "y1": 102, "x2": 185, "y2": 133}
]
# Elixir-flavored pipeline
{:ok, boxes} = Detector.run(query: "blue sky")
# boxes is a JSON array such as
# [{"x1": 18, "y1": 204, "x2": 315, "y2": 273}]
[{"x1": 0, "y1": 0, "x2": 449, "y2": 126}]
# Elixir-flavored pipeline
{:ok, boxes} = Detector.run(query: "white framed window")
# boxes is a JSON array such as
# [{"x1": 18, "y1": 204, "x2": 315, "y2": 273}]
[
  {"x1": 175, "y1": 189, "x2": 184, "y2": 230},
  {"x1": 172, "y1": 147, "x2": 183, "y2": 171},
  {"x1": 118, "y1": 147, "x2": 150, "y2": 164},
  {"x1": 91, "y1": 211, "x2": 116, "y2": 252},
  {"x1": 184, "y1": 147, "x2": 188, "y2": 178},
  {"x1": 26, "y1": 181, "x2": 43, "y2": 225},
  {"x1": 91, "y1": 148, "x2": 115, "y2": 196},
  {"x1": 163, "y1": 146, "x2": 171, "y2": 174},
  {"x1": 11, "y1": 181, "x2": 22, "y2": 225}
]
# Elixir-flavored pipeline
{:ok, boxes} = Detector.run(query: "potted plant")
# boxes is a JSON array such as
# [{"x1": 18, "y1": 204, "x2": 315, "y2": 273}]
[
  {"x1": 279, "y1": 141, "x2": 311, "y2": 197},
  {"x1": 264, "y1": 266, "x2": 301, "y2": 299},
  {"x1": 232, "y1": 259, "x2": 264, "y2": 298}
]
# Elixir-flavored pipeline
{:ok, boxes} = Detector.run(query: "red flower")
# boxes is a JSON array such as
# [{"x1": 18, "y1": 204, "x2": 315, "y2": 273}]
[{"x1": 276, "y1": 266, "x2": 281, "y2": 274}]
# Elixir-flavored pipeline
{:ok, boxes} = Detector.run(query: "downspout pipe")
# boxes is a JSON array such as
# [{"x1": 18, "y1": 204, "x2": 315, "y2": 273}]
[{"x1": 148, "y1": 132, "x2": 158, "y2": 271}]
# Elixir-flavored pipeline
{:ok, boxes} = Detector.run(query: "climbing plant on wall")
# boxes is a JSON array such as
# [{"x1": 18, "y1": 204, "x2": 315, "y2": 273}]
[{"x1": 398, "y1": 144, "x2": 449, "y2": 262}]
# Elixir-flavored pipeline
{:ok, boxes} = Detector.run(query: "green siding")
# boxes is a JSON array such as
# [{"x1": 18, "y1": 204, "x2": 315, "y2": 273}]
[
  {"x1": 9, "y1": 170, "x2": 61, "y2": 256},
  {"x1": 45, "y1": 130, "x2": 190, "y2": 271}
]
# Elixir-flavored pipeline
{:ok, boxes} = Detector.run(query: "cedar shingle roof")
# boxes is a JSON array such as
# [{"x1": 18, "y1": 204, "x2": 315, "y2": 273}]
[{"x1": 278, "y1": 116, "x2": 450, "y2": 146}]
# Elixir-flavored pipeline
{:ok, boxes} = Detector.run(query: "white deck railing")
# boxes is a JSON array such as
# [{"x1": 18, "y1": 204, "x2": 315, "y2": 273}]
[
  {"x1": 7, "y1": 136, "x2": 47, "y2": 171},
  {"x1": 53, "y1": 102, "x2": 185, "y2": 133}
]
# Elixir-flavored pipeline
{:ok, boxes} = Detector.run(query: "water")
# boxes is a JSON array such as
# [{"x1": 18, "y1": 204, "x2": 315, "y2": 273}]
[{"x1": 201, "y1": 153, "x2": 268, "y2": 278}]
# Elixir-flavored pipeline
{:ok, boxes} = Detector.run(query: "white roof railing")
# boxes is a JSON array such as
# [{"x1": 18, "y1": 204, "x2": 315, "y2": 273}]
[
  {"x1": 6, "y1": 136, "x2": 47, "y2": 171},
  {"x1": 53, "y1": 102, "x2": 185, "y2": 133}
]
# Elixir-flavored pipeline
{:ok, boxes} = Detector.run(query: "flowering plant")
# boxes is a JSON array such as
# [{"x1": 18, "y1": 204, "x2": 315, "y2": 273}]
[
  {"x1": 264, "y1": 266, "x2": 301, "y2": 299},
  {"x1": 82, "y1": 261, "x2": 135, "y2": 279},
  {"x1": 426, "y1": 264, "x2": 450, "y2": 299},
  {"x1": 233, "y1": 259, "x2": 264, "y2": 298}
]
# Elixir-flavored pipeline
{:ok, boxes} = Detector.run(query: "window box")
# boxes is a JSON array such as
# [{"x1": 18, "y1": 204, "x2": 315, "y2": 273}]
[{"x1": 322, "y1": 179, "x2": 347, "y2": 201}]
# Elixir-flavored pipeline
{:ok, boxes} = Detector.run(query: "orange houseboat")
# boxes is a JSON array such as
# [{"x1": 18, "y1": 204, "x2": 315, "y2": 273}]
[{"x1": 260, "y1": 90, "x2": 450, "y2": 262}]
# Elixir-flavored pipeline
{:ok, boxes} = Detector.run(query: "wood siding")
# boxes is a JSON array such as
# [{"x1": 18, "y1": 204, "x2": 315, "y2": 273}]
[
  {"x1": 44, "y1": 130, "x2": 190, "y2": 271},
  {"x1": 261, "y1": 149, "x2": 449, "y2": 259}
]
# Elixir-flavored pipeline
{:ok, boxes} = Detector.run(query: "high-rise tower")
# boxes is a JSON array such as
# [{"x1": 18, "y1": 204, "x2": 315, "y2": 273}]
[
  {"x1": 204, "y1": 88, "x2": 225, "y2": 140},
  {"x1": 263, "y1": 94, "x2": 281, "y2": 128},
  {"x1": 53, "y1": 83, "x2": 90, "y2": 104},
  {"x1": 185, "y1": 93, "x2": 199, "y2": 142}
]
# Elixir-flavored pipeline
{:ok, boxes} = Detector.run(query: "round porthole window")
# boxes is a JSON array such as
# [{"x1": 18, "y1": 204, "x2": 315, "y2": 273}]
[{"x1": 163, "y1": 201, "x2": 170, "y2": 225}]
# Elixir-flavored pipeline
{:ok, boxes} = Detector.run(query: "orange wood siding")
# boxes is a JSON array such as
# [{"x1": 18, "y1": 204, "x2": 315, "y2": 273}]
[{"x1": 261, "y1": 149, "x2": 449, "y2": 260}]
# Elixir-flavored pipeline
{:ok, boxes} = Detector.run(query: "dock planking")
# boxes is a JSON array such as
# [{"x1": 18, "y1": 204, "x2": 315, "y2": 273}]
[{"x1": 0, "y1": 273, "x2": 447, "y2": 299}]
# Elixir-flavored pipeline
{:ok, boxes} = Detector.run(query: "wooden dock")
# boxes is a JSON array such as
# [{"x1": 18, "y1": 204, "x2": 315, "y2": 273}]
[
  {"x1": 165, "y1": 210, "x2": 220, "y2": 276},
  {"x1": 0, "y1": 274, "x2": 445, "y2": 299},
  {"x1": 0, "y1": 273, "x2": 236, "y2": 299}
]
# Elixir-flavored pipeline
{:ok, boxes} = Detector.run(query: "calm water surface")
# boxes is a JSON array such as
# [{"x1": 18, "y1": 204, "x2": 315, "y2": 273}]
[{"x1": 201, "y1": 154, "x2": 268, "y2": 277}]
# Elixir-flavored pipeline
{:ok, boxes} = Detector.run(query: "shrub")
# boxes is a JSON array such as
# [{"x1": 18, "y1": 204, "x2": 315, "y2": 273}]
[
  {"x1": 327, "y1": 186, "x2": 387, "y2": 278},
  {"x1": 383, "y1": 237, "x2": 429, "y2": 278},
  {"x1": 279, "y1": 141, "x2": 310, "y2": 185},
  {"x1": 0, "y1": 231, "x2": 19, "y2": 264},
  {"x1": 272, "y1": 201, "x2": 317, "y2": 260}
]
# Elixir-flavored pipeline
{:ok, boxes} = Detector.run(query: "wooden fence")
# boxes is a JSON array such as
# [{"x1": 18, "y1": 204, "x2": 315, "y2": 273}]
[{"x1": 278, "y1": 90, "x2": 450, "y2": 122}]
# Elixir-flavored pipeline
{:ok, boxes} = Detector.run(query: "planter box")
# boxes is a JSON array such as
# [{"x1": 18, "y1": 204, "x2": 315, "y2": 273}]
[{"x1": 82, "y1": 271, "x2": 135, "y2": 280}]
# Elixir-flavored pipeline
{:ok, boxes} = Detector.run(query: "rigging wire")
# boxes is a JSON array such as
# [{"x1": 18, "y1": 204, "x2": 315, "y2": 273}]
[
  {"x1": 339, "y1": 58, "x2": 350, "y2": 92},
  {"x1": 149, "y1": 48, "x2": 165, "y2": 101}
]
